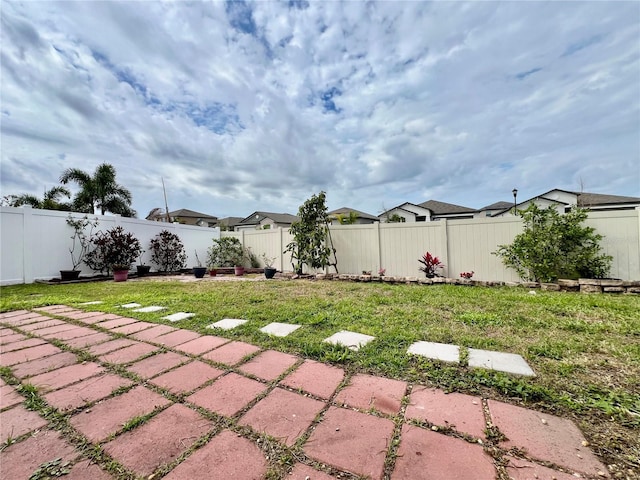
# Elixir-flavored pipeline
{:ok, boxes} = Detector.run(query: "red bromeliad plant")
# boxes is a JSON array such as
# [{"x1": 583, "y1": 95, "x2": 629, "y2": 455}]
[
  {"x1": 460, "y1": 271, "x2": 474, "y2": 279},
  {"x1": 418, "y1": 252, "x2": 444, "y2": 278}
]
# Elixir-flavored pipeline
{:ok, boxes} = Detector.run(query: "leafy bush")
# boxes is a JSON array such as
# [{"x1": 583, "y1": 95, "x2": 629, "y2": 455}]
[
  {"x1": 494, "y1": 204, "x2": 612, "y2": 282},
  {"x1": 418, "y1": 252, "x2": 444, "y2": 278},
  {"x1": 207, "y1": 237, "x2": 245, "y2": 267},
  {"x1": 149, "y1": 230, "x2": 187, "y2": 272},
  {"x1": 84, "y1": 226, "x2": 141, "y2": 273}
]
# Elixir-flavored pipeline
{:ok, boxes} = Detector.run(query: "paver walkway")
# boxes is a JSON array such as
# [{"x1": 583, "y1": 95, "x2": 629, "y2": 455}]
[{"x1": 0, "y1": 306, "x2": 609, "y2": 480}]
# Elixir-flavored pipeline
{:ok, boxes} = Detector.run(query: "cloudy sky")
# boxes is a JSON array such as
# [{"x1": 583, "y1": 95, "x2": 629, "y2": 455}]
[{"x1": 1, "y1": 1, "x2": 639, "y2": 220}]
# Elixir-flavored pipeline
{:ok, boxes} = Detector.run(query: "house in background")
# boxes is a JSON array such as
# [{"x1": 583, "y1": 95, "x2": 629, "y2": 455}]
[
  {"x1": 328, "y1": 207, "x2": 379, "y2": 225},
  {"x1": 493, "y1": 189, "x2": 640, "y2": 216},
  {"x1": 146, "y1": 208, "x2": 218, "y2": 227},
  {"x1": 236, "y1": 211, "x2": 300, "y2": 231},
  {"x1": 475, "y1": 201, "x2": 514, "y2": 218},
  {"x1": 379, "y1": 200, "x2": 476, "y2": 223},
  {"x1": 216, "y1": 217, "x2": 244, "y2": 231}
]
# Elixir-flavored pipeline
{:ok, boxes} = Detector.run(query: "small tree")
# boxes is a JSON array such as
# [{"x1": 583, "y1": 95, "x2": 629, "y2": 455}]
[
  {"x1": 285, "y1": 191, "x2": 337, "y2": 274},
  {"x1": 84, "y1": 226, "x2": 141, "y2": 273},
  {"x1": 207, "y1": 237, "x2": 245, "y2": 268},
  {"x1": 149, "y1": 230, "x2": 187, "y2": 272},
  {"x1": 66, "y1": 214, "x2": 99, "y2": 270},
  {"x1": 494, "y1": 204, "x2": 612, "y2": 282}
]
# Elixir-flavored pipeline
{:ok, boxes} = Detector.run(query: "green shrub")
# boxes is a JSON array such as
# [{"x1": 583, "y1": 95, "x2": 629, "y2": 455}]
[
  {"x1": 149, "y1": 230, "x2": 187, "y2": 272},
  {"x1": 207, "y1": 237, "x2": 245, "y2": 267},
  {"x1": 494, "y1": 204, "x2": 612, "y2": 282}
]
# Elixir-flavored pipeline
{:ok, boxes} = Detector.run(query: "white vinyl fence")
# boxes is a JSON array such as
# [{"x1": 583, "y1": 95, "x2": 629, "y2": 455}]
[
  {"x1": 224, "y1": 209, "x2": 640, "y2": 281},
  {"x1": 0, "y1": 206, "x2": 219, "y2": 285}
]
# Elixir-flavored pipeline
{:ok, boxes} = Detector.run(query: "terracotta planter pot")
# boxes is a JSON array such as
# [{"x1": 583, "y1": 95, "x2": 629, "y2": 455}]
[
  {"x1": 113, "y1": 270, "x2": 129, "y2": 282},
  {"x1": 209, "y1": 269, "x2": 217, "y2": 277},
  {"x1": 234, "y1": 266, "x2": 245, "y2": 276}
]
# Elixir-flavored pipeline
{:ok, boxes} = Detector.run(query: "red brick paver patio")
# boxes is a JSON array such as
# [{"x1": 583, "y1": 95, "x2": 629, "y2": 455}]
[{"x1": 0, "y1": 306, "x2": 610, "y2": 479}]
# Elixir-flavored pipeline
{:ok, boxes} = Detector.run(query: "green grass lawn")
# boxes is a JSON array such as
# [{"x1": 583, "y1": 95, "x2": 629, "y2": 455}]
[{"x1": 1, "y1": 277, "x2": 638, "y2": 476}]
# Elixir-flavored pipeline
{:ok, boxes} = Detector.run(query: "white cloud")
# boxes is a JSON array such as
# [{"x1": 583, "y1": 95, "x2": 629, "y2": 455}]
[{"x1": 1, "y1": 1, "x2": 638, "y2": 220}]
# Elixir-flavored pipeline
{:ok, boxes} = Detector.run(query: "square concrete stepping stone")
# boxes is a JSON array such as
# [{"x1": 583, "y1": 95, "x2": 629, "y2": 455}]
[
  {"x1": 405, "y1": 387, "x2": 486, "y2": 439},
  {"x1": 151, "y1": 361, "x2": 224, "y2": 394},
  {"x1": 78, "y1": 301, "x2": 103, "y2": 305},
  {"x1": 103, "y1": 404, "x2": 212, "y2": 477},
  {"x1": 187, "y1": 372, "x2": 267, "y2": 417},
  {"x1": 506, "y1": 457, "x2": 579, "y2": 480},
  {"x1": 324, "y1": 330, "x2": 375, "y2": 351},
  {"x1": 128, "y1": 351, "x2": 190, "y2": 379},
  {"x1": 152, "y1": 330, "x2": 201, "y2": 348},
  {"x1": 0, "y1": 404, "x2": 49, "y2": 442},
  {"x1": 239, "y1": 350, "x2": 299, "y2": 381},
  {"x1": 44, "y1": 373, "x2": 133, "y2": 412},
  {"x1": 207, "y1": 318, "x2": 247, "y2": 330},
  {"x1": 468, "y1": 348, "x2": 535, "y2": 376},
  {"x1": 281, "y1": 360, "x2": 345, "y2": 399},
  {"x1": 260, "y1": 322, "x2": 301, "y2": 337},
  {"x1": 305, "y1": 406, "x2": 394, "y2": 479},
  {"x1": 98, "y1": 342, "x2": 158, "y2": 364},
  {"x1": 393, "y1": 425, "x2": 496, "y2": 480},
  {"x1": 407, "y1": 341, "x2": 460, "y2": 364},
  {"x1": 162, "y1": 312, "x2": 195, "y2": 322},
  {"x1": 335, "y1": 373, "x2": 407, "y2": 415},
  {"x1": 0, "y1": 344, "x2": 62, "y2": 367},
  {"x1": 70, "y1": 386, "x2": 171, "y2": 442},
  {"x1": 0, "y1": 429, "x2": 79, "y2": 480},
  {"x1": 132, "y1": 306, "x2": 166, "y2": 313},
  {"x1": 120, "y1": 303, "x2": 142, "y2": 308},
  {"x1": 488, "y1": 400, "x2": 608, "y2": 476},
  {"x1": 174, "y1": 336, "x2": 228, "y2": 356},
  {"x1": 202, "y1": 341, "x2": 261, "y2": 366},
  {"x1": 240, "y1": 387, "x2": 325, "y2": 446},
  {"x1": 11, "y1": 352, "x2": 78, "y2": 378},
  {"x1": 27, "y1": 362, "x2": 104, "y2": 393},
  {"x1": 163, "y1": 430, "x2": 267, "y2": 480}
]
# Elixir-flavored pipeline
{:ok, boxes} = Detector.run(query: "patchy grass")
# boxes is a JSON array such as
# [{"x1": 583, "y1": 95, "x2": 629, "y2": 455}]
[{"x1": 1, "y1": 278, "x2": 639, "y2": 474}]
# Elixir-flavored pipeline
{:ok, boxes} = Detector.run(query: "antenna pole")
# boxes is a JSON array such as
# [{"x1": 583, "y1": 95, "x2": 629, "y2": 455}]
[{"x1": 162, "y1": 177, "x2": 171, "y2": 222}]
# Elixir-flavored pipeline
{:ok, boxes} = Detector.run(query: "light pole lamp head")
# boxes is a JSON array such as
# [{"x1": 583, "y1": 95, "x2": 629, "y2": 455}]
[{"x1": 512, "y1": 188, "x2": 518, "y2": 199}]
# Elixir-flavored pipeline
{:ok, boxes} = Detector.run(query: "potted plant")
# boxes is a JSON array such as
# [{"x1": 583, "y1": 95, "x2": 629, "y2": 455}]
[
  {"x1": 149, "y1": 230, "x2": 187, "y2": 273},
  {"x1": 62, "y1": 215, "x2": 98, "y2": 281},
  {"x1": 418, "y1": 251, "x2": 445, "y2": 278},
  {"x1": 193, "y1": 251, "x2": 207, "y2": 278},
  {"x1": 262, "y1": 254, "x2": 277, "y2": 279},
  {"x1": 136, "y1": 249, "x2": 151, "y2": 277},
  {"x1": 84, "y1": 226, "x2": 141, "y2": 281}
]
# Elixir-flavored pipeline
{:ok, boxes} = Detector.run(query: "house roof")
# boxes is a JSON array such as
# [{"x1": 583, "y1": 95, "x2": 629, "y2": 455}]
[
  {"x1": 417, "y1": 200, "x2": 476, "y2": 215},
  {"x1": 217, "y1": 217, "x2": 244, "y2": 227},
  {"x1": 239, "y1": 211, "x2": 299, "y2": 225},
  {"x1": 168, "y1": 208, "x2": 218, "y2": 220},
  {"x1": 479, "y1": 201, "x2": 513, "y2": 211},
  {"x1": 328, "y1": 207, "x2": 379, "y2": 221},
  {"x1": 561, "y1": 190, "x2": 640, "y2": 206}
]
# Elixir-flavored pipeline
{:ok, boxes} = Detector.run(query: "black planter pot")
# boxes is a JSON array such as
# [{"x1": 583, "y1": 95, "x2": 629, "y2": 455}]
[
  {"x1": 193, "y1": 267, "x2": 207, "y2": 278},
  {"x1": 60, "y1": 270, "x2": 81, "y2": 281},
  {"x1": 264, "y1": 267, "x2": 277, "y2": 279},
  {"x1": 136, "y1": 265, "x2": 151, "y2": 276}
]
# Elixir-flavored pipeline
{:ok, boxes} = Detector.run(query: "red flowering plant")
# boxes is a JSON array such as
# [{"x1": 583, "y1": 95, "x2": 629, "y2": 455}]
[
  {"x1": 460, "y1": 271, "x2": 474, "y2": 279},
  {"x1": 418, "y1": 252, "x2": 444, "y2": 278}
]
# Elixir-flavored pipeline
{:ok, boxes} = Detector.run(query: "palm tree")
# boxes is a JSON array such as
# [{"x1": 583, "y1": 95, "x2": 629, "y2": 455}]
[
  {"x1": 5, "y1": 186, "x2": 71, "y2": 210},
  {"x1": 59, "y1": 163, "x2": 136, "y2": 217}
]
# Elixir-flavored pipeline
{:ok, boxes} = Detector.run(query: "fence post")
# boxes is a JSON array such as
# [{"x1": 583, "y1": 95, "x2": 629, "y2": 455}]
[
  {"x1": 375, "y1": 222, "x2": 382, "y2": 272},
  {"x1": 279, "y1": 227, "x2": 284, "y2": 271},
  {"x1": 440, "y1": 219, "x2": 450, "y2": 277},
  {"x1": 22, "y1": 206, "x2": 34, "y2": 284}
]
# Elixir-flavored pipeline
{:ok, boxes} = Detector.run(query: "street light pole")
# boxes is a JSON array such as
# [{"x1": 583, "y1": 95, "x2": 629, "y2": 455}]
[{"x1": 512, "y1": 188, "x2": 518, "y2": 214}]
